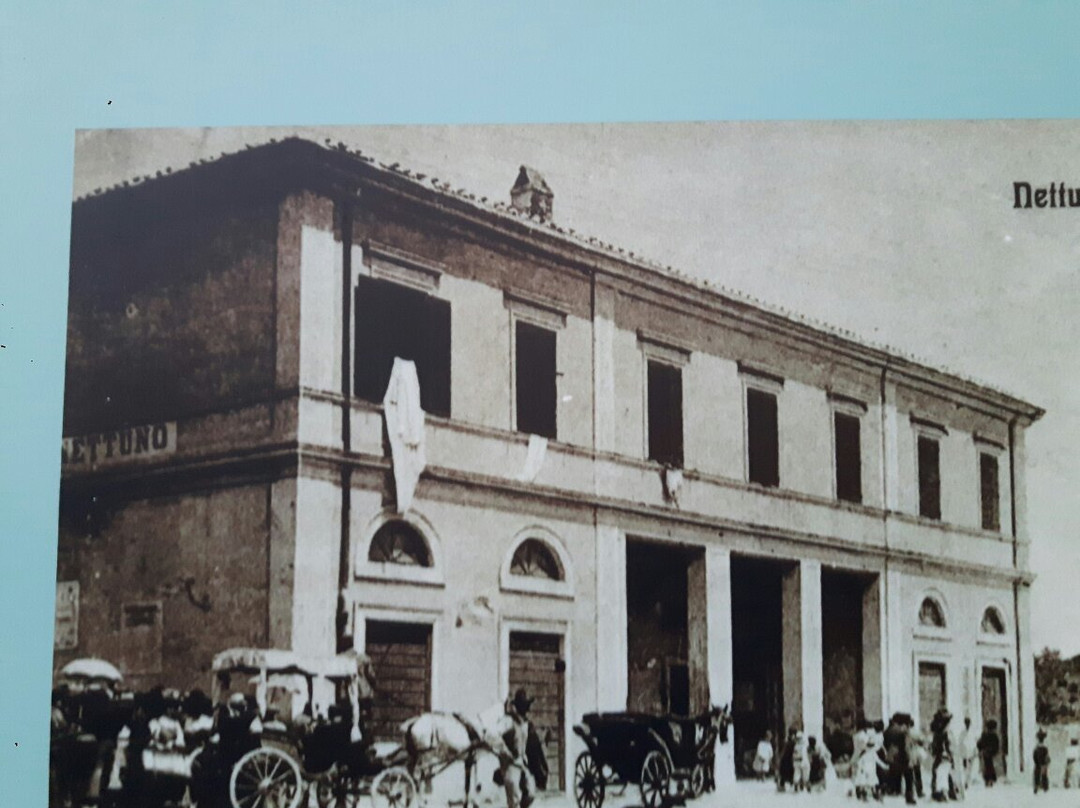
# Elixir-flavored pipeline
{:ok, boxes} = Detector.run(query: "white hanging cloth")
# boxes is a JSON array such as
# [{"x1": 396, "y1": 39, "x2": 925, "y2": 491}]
[{"x1": 383, "y1": 358, "x2": 427, "y2": 514}]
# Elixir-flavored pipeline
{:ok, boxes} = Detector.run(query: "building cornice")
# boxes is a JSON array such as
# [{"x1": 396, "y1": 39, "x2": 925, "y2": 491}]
[{"x1": 72, "y1": 138, "x2": 1044, "y2": 425}]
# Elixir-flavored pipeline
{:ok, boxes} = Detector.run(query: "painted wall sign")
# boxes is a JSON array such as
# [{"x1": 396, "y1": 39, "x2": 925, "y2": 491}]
[
  {"x1": 62, "y1": 421, "x2": 177, "y2": 469},
  {"x1": 55, "y1": 581, "x2": 79, "y2": 650}
]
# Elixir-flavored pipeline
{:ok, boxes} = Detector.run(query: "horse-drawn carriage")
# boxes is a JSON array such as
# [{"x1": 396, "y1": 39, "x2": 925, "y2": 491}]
[
  {"x1": 572, "y1": 707, "x2": 727, "y2": 808},
  {"x1": 201, "y1": 647, "x2": 417, "y2": 808}
]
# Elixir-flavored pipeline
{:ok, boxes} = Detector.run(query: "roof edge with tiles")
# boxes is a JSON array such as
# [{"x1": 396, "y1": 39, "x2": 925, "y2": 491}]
[{"x1": 71, "y1": 136, "x2": 1045, "y2": 423}]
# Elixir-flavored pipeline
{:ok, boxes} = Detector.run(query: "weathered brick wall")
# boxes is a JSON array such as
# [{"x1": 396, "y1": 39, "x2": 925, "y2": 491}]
[
  {"x1": 65, "y1": 197, "x2": 280, "y2": 435},
  {"x1": 54, "y1": 483, "x2": 274, "y2": 693}
]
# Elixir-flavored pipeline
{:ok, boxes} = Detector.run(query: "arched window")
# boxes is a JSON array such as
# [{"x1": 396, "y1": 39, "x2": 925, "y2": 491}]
[
  {"x1": 919, "y1": 597, "x2": 946, "y2": 628},
  {"x1": 510, "y1": 539, "x2": 563, "y2": 581},
  {"x1": 981, "y1": 607, "x2": 1006, "y2": 635},
  {"x1": 368, "y1": 520, "x2": 431, "y2": 567}
]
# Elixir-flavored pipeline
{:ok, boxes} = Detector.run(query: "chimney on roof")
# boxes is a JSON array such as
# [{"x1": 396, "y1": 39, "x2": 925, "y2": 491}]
[{"x1": 510, "y1": 165, "x2": 553, "y2": 221}]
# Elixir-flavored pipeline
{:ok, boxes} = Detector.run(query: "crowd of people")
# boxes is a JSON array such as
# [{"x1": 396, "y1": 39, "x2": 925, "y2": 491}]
[
  {"x1": 50, "y1": 682, "x2": 274, "y2": 808},
  {"x1": 749, "y1": 710, "x2": 1026, "y2": 802}
]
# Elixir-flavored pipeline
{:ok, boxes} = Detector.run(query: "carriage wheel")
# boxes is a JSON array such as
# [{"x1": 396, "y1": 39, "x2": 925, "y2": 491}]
[
  {"x1": 229, "y1": 747, "x2": 302, "y2": 808},
  {"x1": 689, "y1": 764, "x2": 706, "y2": 799},
  {"x1": 370, "y1": 766, "x2": 417, "y2": 808},
  {"x1": 315, "y1": 767, "x2": 360, "y2": 808},
  {"x1": 639, "y1": 751, "x2": 670, "y2": 808},
  {"x1": 574, "y1": 752, "x2": 605, "y2": 808}
]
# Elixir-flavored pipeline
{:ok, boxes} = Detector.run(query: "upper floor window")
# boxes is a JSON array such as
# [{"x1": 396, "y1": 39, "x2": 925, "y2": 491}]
[
  {"x1": 647, "y1": 360, "x2": 684, "y2": 468},
  {"x1": 979, "y1": 451, "x2": 1001, "y2": 532},
  {"x1": 832, "y1": 401, "x2": 864, "y2": 504},
  {"x1": 354, "y1": 275, "x2": 451, "y2": 417},
  {"x1": 746, "y1": 386, "x2": 780, "y2": 487},
  {"x1": 919, "y1": 596, "x2": 946, "y2": 628},
  {"x1": 917, "y1": 433, "x2": 942, "y2": 520},
  {"x1": 515, "y1": 321, "x2": 557, "y2": 439},
  {"x1": 981, "y1": 606, "x2": 1006, "y2": 635},
  {"x1": 368, "y1": 520, "x2": 432, "y2": 567}
]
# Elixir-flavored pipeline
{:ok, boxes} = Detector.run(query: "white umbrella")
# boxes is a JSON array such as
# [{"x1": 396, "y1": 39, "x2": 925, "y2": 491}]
[{"x1": 59, "y1": 658, "x2": 123, "y2": 683}]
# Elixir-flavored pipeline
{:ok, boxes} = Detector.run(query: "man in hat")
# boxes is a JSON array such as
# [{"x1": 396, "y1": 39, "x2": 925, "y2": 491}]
[
  {"x1": 929, "y1": 708, "x2": 955, "y2": 802},
  {"x1": 499, "y1": 689, "x2": 537, "y2": 808},
  {"x1": 1033, "y1": 729, "x2": 1051, "y2": 794}
]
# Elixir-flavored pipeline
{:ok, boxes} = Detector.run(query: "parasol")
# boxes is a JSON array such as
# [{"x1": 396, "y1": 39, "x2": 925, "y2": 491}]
[{"x1": 59, "y1": 657, "x2": 123, "y2": 683}]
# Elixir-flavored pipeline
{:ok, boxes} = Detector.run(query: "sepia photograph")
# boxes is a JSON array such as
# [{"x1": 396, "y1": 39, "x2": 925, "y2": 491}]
[{"x1": 47, "y1": 121, "x2": 1079, "y2": 808}]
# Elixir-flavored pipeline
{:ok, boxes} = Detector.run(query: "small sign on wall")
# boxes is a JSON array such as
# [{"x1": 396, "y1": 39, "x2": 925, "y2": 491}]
[
  {"x1": 62, "y1": 421, "x2": 177, "y2": 470},
  {"x1": 55, "y1": 581, "x2": 79, "y2": 650}
]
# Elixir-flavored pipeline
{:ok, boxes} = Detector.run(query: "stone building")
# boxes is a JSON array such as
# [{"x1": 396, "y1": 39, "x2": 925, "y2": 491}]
[{"x1": 56, "y1": 137, "x2": 1043, "y2": 787}]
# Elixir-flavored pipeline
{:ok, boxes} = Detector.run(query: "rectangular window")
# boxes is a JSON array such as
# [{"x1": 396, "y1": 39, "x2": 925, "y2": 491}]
[
  {"x1": 834, "y1": 411, "x2": 863, "y2": 503},
  {"x1": 747, "y1": 387, "x2": 779, "y2": 487},
  {"x1": 917, "y1": 435, "x2": 941, "y2": 520},
  {"x1": 354, "y1": 276, "x2": 451, "y2": 417},
  {"x1": 647, "y1": 360, "x2": 683, "y2": 467},
  {"x1": 980, "y1": 452, "x2": 1000, "y2": 531},
  {"x1": 515, "y1": 321, "x2": 557, "y2": 439}
]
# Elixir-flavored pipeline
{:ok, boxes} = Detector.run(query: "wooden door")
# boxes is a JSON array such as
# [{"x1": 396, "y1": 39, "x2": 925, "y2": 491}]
[
  {"x1": 981, "y1": 667, "x2": 1008, "y2": 776},
  {"x1": 918, "y1": 661, "x2": 946, "y2": 734},
  {"x1": 366, "y1": 620, "x2": 432, "y2": 744},
  {"x1": 509, "y1": 632, "x2": 565, "y2": 790}
]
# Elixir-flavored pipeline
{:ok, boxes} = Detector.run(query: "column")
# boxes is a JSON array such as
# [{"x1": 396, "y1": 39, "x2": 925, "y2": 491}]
[
  {"x1": 291, "y1": 475, "x2": 342, "y2": 656},
  {"x1": 591, "y1": 284, "x2": 617, "y2": 454},
  {"x1": 882, "y1": 565, "x2": 908, "y2": 718},
  {"x1": 880, "y1": 375, "x2": 901, "y2": 512},
  {"x1": 595, "y1": 524, "x2": 627, "y2": 711},
  {"x1": 781, "y1": 559, "x2": 823, "y2": 742},
  {"x1": 861, "y1": 574, "x2": 886, "y2": 722},
  {"x1": 1016, "y1": 581, "x2": 1035, "y2": 773},
  {"x1": 704, "y1": 546, "x2": 735, "y2": 785}
]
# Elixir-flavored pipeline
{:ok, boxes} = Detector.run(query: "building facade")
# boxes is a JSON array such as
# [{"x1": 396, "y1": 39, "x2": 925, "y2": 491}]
[{"x1": 57, "y1": 138, "x2": 1043, "y2": 788}]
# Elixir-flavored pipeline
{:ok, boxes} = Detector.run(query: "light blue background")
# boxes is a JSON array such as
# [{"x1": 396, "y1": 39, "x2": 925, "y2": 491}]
[{"x1": 3, "y1": 1, "x2": 1079, "y2": 801}]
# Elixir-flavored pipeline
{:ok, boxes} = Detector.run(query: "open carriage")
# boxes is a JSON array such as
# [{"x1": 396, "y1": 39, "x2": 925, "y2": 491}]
[
  {"x1": 572, "y1": 708, "x2": 725, "y2": 808},
  {"x1": 204, "y1": 648, "x2": 418, "y2": 808}
]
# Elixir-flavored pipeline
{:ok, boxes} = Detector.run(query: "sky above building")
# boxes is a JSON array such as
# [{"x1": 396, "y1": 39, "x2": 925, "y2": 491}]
[{"x1": 73, "y1": 122, "x2": 1080, "y2": 656}]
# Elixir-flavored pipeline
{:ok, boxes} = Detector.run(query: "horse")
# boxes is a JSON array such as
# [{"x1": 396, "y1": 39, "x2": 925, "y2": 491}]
[{"x1": 400, "y1": 703, "x2": 520, "y2": 806}]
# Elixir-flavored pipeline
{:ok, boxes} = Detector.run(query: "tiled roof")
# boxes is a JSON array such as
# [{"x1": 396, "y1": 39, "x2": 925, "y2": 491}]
[{"x1": 73, "y1": 136, "x2": 1043, "y2": 419}]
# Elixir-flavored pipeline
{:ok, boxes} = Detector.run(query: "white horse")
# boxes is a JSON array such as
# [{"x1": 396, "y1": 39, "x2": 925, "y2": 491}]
[{"x1": 401, "y1": 703, "x2": 525, "y2": 805}]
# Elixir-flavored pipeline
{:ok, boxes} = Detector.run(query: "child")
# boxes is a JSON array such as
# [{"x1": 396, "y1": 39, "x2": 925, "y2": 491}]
[
  {"x1": 807, "y1": 736, "x2": 827, "y2": 792},
  {"x1": 854, "y1": 735, "x2": 887, "y2": 802},
  {"x1": 1033, "y1": 729, "x2": 1050, "y2": 794},
  {"x1": 791, "y1": 730, "x2": 809, "y2": 792},
  {"x1": 753, "y1": 730, "x2": 774, "y2": 780},
  {"x1": 1065, "y1": 738, "x2": 1079, "y2": 788}
]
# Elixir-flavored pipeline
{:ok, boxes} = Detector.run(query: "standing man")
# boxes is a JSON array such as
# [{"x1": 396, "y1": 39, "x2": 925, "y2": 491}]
[
  {"x1": 1033, "y1": 729, "x2": 1051, "y2": 794},
  {"x1": 500, "y1": 689, "x2": 537, "y2": 808}
]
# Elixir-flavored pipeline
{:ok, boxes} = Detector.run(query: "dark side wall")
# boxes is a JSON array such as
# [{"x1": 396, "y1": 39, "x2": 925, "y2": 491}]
[{"x1": 65, "y1": 194, "x2": 280, "y2": 435}]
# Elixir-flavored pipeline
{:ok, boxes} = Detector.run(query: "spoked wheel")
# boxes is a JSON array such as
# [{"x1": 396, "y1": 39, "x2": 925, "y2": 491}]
[
  {"x1": 315, "y1": 766, "x2": 360, "y2": 808},
  {"x1": 229, "y1": 747, "x2": 303, "y2": 808},
  {"x1": 689, "y1": 764, "x2": 706, "y2": 799},
  {"x1": 639, "y1": 750, "x2": 670, "y2": 808},
  {"x1": 574, "y1": 751, "x2": 605, "y2": 808},
  {"x1": 370, "y1": 766, "x2": 417, "y2": 808}
]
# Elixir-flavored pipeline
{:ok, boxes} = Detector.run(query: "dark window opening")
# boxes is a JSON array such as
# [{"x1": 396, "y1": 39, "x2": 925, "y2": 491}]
[
  {"x1": 981, "y1": 607, "x2": 1006, "y2": 635},
  {"x1": 834, "y1": 411, "x2": 862, "y2": 503},
  {"x1": 354, "y1": 276, "x2": 451, "y2": 417},
  {"x1": 368, "y1": 520, "x2": 432, "y2": 567},
  {"x1": 747, "y1": 388, "x2": 779, "y2": 487},
  {"x1": 919, "y1": 597, "x2": 946, "y2": 628},
  {"x1": 917, "y1": 435, "x2": 941, "y2": 520},
  {"x1": 647, "y1": 361, "x2": 683, "y2": 467},
  {"x1": 510, "y1": 538, "x2": 562, "y2": 580},
  {"x1": 980, "y1": 452, "x2": 1000, "y2": 531},
  {"x1": 515, "y1": 321, "x2": 557, "y2": 439}
]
